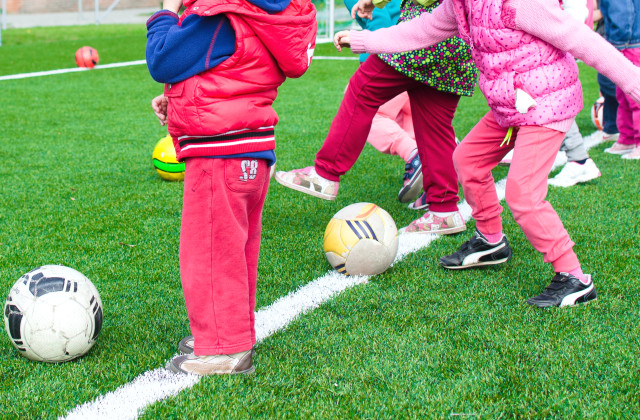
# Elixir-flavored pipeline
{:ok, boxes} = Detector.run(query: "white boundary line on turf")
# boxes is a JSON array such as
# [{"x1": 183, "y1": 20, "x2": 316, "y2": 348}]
[
  {"x1": 60, "y1": 118, "x2": 604, "y2": 420},
  {"x1": 0, "y1": 57, "x2": 357, "y2": 82}
]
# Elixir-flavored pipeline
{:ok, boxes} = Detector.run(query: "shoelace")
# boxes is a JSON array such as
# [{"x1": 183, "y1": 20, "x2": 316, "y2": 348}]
[
  {"x1": 539, "y1": 275, "x2": 569, "y2": 295},
  {"x1": 403, "y1": 162, "x2": 414, "y2": 181}
]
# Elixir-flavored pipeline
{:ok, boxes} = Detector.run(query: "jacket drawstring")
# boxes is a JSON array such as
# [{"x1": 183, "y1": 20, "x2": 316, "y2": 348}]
[{"x1": 500, "y1": 126, "x2": 514, "y2": 147}]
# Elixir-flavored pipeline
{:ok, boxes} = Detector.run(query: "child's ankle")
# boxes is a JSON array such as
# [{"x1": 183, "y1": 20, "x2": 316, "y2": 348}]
[
  {"x1": 479, "y1": 230, "x2": 503, "y2": 244},
  {"x1": 568, "y1": 266, "x2": 589, "y2": 284}
]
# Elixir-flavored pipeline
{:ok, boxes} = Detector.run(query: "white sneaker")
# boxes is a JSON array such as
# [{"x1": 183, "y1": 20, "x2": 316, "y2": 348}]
[
  {"x1": 604, "y1": 142, "x2": 635, "y2": 155},
  {"x1": 621, "y1": 147, "x2": 640, "y2": 160},
  {"x1": 582, "y1": 131, "x2": 604, "y2": 149},
  {"x1": 548, "y1": 158, "x2": 601, "y2": 187},
  {"x1": 602, "y1": 132, "x2": 620, "y2": 142}
]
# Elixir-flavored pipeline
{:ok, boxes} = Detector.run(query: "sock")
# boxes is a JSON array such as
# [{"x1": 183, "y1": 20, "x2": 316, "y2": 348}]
[
  {"x1": 568, "y1": 266, "x2": 590, "y2": 284},
  {"x1": 431, "y1": 210, "x2": 454, "y2": 218},
  {"x1": 573, "y1": 158, "x2": 588, "y2": 165},
  {"x1": 406, "y1": 148, "x2": 418, "y2": 163},
  {"x1": 480, "y1": 231, "x2": 504, "y2": 244}
]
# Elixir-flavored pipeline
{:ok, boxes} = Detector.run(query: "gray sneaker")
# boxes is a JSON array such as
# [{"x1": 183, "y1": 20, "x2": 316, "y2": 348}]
[
  {"x1": 178, "y1": 335, "x2": 195, "y2": 355},
  {"x1": 178, "y1": 335, "x2": 256, "y2": 358},
  {"x1": 168, "y1": 351, "x2": 254, "y2": 375}
]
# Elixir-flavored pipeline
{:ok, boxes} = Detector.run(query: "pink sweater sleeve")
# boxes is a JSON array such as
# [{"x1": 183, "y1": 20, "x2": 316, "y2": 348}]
[
  {"x1": 505, "y1": 0, "x2": 640, "y2": 104},
  {"x1": 349, "y1": 0, "x2": 459, "y2": 55}
]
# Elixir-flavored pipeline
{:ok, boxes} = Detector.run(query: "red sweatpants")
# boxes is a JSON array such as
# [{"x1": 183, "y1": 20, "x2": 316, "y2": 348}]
[
  {"x1": 454, "y1": 112, "x2": 579, "y2": 272},
  {"x1": 314, "y1": 55, "x2": 461, "y2": 213},
  {"x1": 179, "y1": 157, "x2": 270, "y2": 355}
]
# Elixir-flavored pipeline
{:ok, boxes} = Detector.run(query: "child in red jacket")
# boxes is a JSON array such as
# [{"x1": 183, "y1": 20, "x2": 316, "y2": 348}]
[{"x1": 147, "y1": 0, "x2": 316, "y2": 375}]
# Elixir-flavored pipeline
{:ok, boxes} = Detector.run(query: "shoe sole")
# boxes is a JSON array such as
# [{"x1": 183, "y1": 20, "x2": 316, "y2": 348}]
[
  {"x1": 622, "y1": 154, "x2": 640, "y2": 160},
  {"x1": 398, "y1": 172, "x2": 423, "y2": 203},
  {"x1": 497, "y1": 161, "x2": 511, "y2": 167},
  {"x1": 548, "y1": 171, "x2": 601, "y2": 187},
  {"x1": 167, "y1": 361, "x2": 256, "y2": 376},
  {"x1": 440, "y1": 256, "x2": 510, "y2": 270},
  {"x1": 604, "y1": 148, "x2": 634, "y2": 155},
  {"x1": 400, "y1": 225, "x2": 466, "y2": 235},
  {"x1": 407, "y1": 201, "x2": 429, "y2": 211},
  {"x1": 274, "y1": 174, "x2": 336, "y2": 201}
]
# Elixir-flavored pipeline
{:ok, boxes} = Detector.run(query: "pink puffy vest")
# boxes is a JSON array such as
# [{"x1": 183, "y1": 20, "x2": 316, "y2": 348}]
[{"x1": 450, "y1": 0, "x2": 583, "y2": 128}]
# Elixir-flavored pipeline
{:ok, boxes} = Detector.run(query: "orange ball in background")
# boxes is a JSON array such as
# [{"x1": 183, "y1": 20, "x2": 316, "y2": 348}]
[{"x1": 75, "y1": 46, "x2": 99, "y2": 68}]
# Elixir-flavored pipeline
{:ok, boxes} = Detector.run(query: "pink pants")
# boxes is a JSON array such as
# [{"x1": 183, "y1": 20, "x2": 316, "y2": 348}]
[
  {"x1": 615, "y1": 48, "x2": 640, "y2": 146},
  {"x1": 367, "y1": 92, "x2": 416, "y2": 162},
  {"x1": 315, "y1": 55, "x2": 461, "y2": 213},
  {"x1": 179, "y1": 157, "x2": 270, "y2": 355},
  {"x1": 454, "y1": 112, "x2": 579, "y2": 272}
]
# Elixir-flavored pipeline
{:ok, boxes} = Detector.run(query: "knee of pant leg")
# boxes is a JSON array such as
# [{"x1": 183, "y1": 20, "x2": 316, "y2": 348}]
[
  {"x1": 504, "y1": 179, "x2": 528, "y2": 220},
  {"x1": 452, "y1": 144, "x2": 468, "y2": 179}
]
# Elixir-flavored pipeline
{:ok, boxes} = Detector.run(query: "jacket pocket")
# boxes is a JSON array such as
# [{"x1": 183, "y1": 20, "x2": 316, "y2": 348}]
[{"x1": 164, "y1": 81, "x2": 185, "y2": 97}]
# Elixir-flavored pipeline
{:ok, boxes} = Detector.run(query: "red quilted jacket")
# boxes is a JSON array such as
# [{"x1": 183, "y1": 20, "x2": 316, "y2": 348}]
[{"x1": 166, "y1": 0, "x2": 317, "y2": 160}]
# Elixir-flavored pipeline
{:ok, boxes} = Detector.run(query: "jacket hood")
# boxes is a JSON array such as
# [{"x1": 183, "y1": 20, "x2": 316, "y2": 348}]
[{"x1": 184, "y1": 0, "x2": 317, "y2": 77}]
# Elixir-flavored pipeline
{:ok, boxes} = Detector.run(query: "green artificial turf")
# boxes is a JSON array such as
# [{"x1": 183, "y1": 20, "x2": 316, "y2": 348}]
[{"x1": 0, "y1": 24, "x2": 639, "y2": 419}]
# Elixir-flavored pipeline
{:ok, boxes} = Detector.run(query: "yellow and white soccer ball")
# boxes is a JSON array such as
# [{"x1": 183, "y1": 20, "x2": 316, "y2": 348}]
[
  {"x1": 152, "y1": 135, "x2": 185, "y2": 181},
  {"x1": 323, "y1": 203, "x2": 399, "y2": 276}
]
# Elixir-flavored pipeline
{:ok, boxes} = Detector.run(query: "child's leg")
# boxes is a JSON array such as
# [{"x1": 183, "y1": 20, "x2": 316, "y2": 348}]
[
  {"x1": 453, "y1": 112, "x2": 513, "y2": 234},
  {"x1": 597, "y1": 73, "x2": 619, "y2": 136},
  {"x1": 314, "y1": 56, "x2": 416, "y2": 181},
  {"x1": 406, "y1": 84, "x2": 461, "y2": 213},
  {"x1": 367, "y1": 92, "x2": 417, "y2": 162},
  {"x1": 561, "y1": 120, "x2": 589, "y2": 162},
  {"x1": 179, "y1": 157, "x2": 270, "y2": 356},
  {"x1": 505, "y1": 126, "x2": 579, "y2": 273},
  {"x1": 622, "y1": 48, "x2": 640, "y2": 147},
  {"x1": 615, "y1": 88, "x2": 637, "y2": 146}
]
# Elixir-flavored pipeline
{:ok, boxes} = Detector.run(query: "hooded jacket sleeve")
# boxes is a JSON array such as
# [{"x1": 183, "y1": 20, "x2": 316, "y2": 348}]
[
  {"x1": 505, "y1": 0, "x2": 640, "y2": 104},
  {"x1": 146, "y1": 10, "x2": 236, "y2": 84},
  {"x1": 348, "y1": 0, "x2": 458, "y2": 55}
]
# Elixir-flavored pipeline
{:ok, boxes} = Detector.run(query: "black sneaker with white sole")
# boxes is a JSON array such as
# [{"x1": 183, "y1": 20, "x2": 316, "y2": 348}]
[
  {"x1": 526, "y1": 273, "x2": 597, "y2": 308},
  {"x1": 439, "y1": 230, "x2": 512, "y2": 269}
]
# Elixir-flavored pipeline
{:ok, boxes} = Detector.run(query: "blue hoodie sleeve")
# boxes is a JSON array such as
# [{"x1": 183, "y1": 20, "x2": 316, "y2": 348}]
[{"x1": 146, "y1": 10, "x2": 236, "y2": 84}]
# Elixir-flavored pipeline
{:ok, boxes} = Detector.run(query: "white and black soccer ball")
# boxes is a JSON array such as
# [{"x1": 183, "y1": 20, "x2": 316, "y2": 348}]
[
  {"x1": 323, "y1": 202, "x2": 399, "y2": 276},
  {"x1": 3, "y1": 265, "x2": 103, "y2": 362}
]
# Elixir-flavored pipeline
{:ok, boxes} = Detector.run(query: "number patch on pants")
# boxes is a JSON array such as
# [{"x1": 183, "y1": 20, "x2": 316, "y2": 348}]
[{"x1": 239, "y1": 159, "x2": 258, "y2": 181}]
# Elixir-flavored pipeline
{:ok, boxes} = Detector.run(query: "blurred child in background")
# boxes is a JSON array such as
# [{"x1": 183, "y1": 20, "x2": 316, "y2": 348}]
[{"x1": 599, "y1": 0, "x2": 640, "y2": 159}]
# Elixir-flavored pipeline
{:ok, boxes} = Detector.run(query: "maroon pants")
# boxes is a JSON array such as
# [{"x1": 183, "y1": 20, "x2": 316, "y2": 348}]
[
  {"x1": 314, "y1": 55, "x2": 461, "y2": 212},
  {"x1": 180, "y1": 157, "x2": 270, "y2": 355}
]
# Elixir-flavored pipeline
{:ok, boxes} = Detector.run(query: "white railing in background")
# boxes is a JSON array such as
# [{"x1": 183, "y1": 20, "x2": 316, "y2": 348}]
[{"x1": 0, "y1": 0, "x2": 349, "y2": 47}]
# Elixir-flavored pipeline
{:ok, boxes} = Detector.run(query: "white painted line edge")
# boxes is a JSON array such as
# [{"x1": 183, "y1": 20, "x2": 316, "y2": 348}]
[{"x1": 0, "y1": 56, "x2": 357, "y2": 82}]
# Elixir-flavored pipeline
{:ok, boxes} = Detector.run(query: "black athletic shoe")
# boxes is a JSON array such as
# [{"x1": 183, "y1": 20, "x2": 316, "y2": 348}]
[
  {"x1": 526, "y1": 273, "x2": 597, "y2": 308},
  {"x1": 439, "y1": 230, "x2": 512, "y2": 269}
]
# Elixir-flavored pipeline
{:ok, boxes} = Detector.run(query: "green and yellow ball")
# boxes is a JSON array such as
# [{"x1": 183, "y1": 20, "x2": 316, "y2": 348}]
[{"x1": 152, "y1": 135, "x2": 185, "y2": 181}]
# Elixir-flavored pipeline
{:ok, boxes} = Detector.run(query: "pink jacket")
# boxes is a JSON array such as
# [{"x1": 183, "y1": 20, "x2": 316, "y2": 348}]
[
  {"x1": 350, "y1": 0, "x2": 640, "y2": 130},
  {"x1": 167, "y1": 0, "x2": 316, "y2": 160}
]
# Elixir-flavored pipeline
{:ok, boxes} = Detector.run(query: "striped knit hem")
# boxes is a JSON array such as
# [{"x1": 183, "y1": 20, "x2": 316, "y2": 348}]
[{"x1": 177, "y1": 126, "x2": 275, "y2": 152}]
